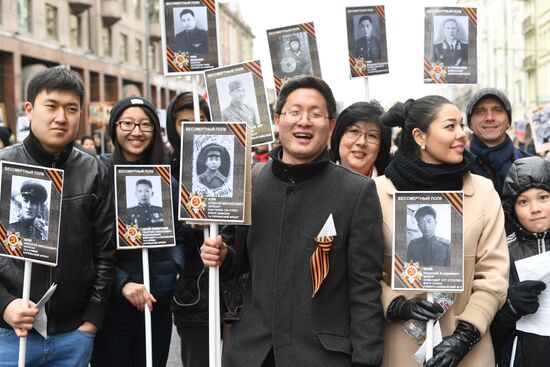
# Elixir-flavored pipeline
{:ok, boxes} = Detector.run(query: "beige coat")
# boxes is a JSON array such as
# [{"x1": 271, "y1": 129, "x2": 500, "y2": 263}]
[{"x1": 374, "y1": 173, "x2": 509, "y2": 367}]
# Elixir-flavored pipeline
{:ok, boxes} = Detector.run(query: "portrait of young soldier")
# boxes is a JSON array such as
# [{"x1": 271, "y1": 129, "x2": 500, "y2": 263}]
[
  {"x1": 197, "y1": 144, "x2": 228, "y2": 190},
  {"x1": 173, "y1": 8, "x2": 209, "y2": 55},
  {"x1": 127, "y1": 178, "x2": 164, "y2": 228},
  {"x1": 355, "y1": 15, "x2": 381, "y2": 62},
  {"x1": 9, "y1": 180, "x2": 48, "y2": 241},
  {"x1": 432, "y1": 18, "x2": 468, "y2": 67},
  {"x1": 221, "y1": 79, "x2": 259, "y2": 129},
  {"x1": 279, "y1": 34, "x2": 313, "y2": 77},
  {"x1": 406, "y1": 205, "x2": 451, "y2": 267}
]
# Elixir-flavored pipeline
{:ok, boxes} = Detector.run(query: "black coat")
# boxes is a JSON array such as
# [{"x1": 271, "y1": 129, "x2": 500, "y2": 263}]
[{"x1": 219, "y1": 148, "x2": 384, "y2": 366}]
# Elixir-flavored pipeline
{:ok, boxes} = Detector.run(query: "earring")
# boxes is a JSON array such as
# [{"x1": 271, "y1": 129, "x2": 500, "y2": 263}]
[{"x1": 421, "y1": 145, "x2": 426, "y2": 150}]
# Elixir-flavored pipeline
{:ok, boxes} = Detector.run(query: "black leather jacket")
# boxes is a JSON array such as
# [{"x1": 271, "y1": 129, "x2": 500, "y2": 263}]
[{"x1": 0, "y1": 133, "x2": 116, "y2": 334}]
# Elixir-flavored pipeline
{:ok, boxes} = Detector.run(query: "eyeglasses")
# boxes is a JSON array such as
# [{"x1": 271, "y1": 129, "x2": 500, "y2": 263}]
[
  {"x1": 343, "y1": 127, "x2": 381, "y2": 144},
  {"x1": 280, "y1": 110, "x2": 329, "y2": 123},
  {"x1": 117, "y1": 120, "x2": 154, "y2": 132}
]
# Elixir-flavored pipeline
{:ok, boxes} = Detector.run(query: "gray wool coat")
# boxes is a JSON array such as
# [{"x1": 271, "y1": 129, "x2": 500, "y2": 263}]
[{"x1": 220, "y1": 150, "x2": 384, "y2": 366}]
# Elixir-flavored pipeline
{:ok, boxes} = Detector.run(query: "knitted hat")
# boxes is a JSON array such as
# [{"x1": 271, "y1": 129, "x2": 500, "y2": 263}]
[
  {"x1": 466, "y1": 88, "x2": 512, "y2": 128},
  {"x1": 108, "y1": 97, "x2": 159, "y2": 144}
]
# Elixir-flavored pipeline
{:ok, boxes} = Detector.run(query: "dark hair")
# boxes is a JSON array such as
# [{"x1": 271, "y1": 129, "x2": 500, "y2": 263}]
[
  {"x1": 379, "y1": 95, "x2": 453, "y2": 157},
  {"x1": 358, "y1": 15, "x2": 373, "y2": 25},
  {"x1": 275, "y1": 76, "x2": 337, "y2": 121},
  {"x1": 80, "y1": 135, "x2": 94, "y2": 145},
  {"x1": 330, "y1": 101, "x2": 391, "y2": 174},
  {"x1": 26, "y1": 67, "x2": 85, "y2": 106},
  {"x1": 415, "y1": 206, "x2": 437, "y2": 221},
  {"x1": 180, "y1": 8, "x2": 195, "y2": 18},
  {"x1": 170, "y1": 92, "x2": 210, "y2": 123},
  {"x1": 136, "y1": 179, "x2": 153, "y2": 188}
]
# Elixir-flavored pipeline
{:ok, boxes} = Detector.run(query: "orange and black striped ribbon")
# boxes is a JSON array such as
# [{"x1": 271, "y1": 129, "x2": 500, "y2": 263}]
[
  {"x1": 117, "y1": 219, "x2": 142, "y2": 247},
  {"x1": 310, "y1": 235, "x2": 334, "y2": 297},
  {"x1": 394, "y1": 255, "x2": 422, "y2": 289},
  {"x1": 154, "y1": 166, "x2": 171, "y2": 186},
  {"x1": 424, "y1": 57, "x2": 447, "y2": 84},
  {"x1": 227, "y1": 123, "x2": 246, "y2": 147},
  {"x1": 244, "y1": 61, "x2": 263, "y2": 80},
  {"x1": 0, "y1": 223, "x2": 23, "y2": 257},
  {"x1": 45, "y1": 169, "x2": 63, "y2": 195},
  {"x1": 202, "y1": 0, "x2": 216, "y2": 15},
  {"x1": 463, "y1": 7, "x2": 477, "y2": 26},
  {"x1": 180, "y1": 185, "x2": 207, "y2": 219},
  {"x1": 299, "y1": 22, "x2": 316, "y2": 39},
  {"x1": 349, "y1": 53, "x2": 366, "y2": 78},
  {"x1": 443, "y1": 192, "x2": 464, "y2": 216},
  {"x1": 166, "y1": 48, "x2": 191, "y2": 73},
  {"x1": 374, "y1": 6, "x2": 385, "y2": 20}
]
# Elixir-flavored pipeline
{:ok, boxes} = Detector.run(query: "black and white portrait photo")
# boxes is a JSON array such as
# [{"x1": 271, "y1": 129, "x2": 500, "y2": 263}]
[
  {"x1": 354, "y1": 14, "x2": 381, "y2": 63},
  {"x1": 432, "y1": 16, "x2": 469, "y2": 67},
  {"x1": 172, "y1": 6, "x2": 209, "y2": 55},
  {"x1": 278, "y1": 32, "x2": 313, "y2": 78},
  {"x1": 125, "y1": 176, "x2": 164, "y2": 228},
  {"x1": 217, "y1": 73, "x2": 260, "y2": 129},
  {"x1": 406, "y1": 204, "x2": 451, "y2": 267},
  {"x1": 9, "y1": 176, "x2": 51, "y2": 241},
  {"x1": 192, "y1": 136, "x2": 234, "y2": 197}
]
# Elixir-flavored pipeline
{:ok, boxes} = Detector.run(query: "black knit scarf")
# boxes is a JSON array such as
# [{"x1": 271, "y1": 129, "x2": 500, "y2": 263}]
[{"x1": 384, "y1": 151, "x2": 472, "y2": 191}]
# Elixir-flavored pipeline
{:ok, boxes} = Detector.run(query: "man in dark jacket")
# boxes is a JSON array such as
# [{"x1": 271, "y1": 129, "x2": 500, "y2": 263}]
[
  {"x1": 467, "y1": 88, "x2": 531, "y2": 196},
  {"x1": 0, "y1": 67, "x2": 115, "y2": 366},
  {"x1": 201, "y1": 76, "x2": 384, "y2": 366}
]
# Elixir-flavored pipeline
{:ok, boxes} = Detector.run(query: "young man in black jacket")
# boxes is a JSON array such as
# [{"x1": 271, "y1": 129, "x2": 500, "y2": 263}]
[{"x1": 0, "y1": 67, "x2": 115, "y2": 366}]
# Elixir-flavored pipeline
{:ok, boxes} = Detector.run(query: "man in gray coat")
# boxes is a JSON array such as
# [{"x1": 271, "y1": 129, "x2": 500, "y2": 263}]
[{"x1": 201, "y1": 76, "x2": 383, "y2": 366}]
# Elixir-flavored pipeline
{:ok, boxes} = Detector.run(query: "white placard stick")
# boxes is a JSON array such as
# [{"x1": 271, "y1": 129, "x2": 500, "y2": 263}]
[
  {"x1": 425, "y1": 292, "x2": 435, "y2": 361},
  {"x1": 142, "y1": 248, "x2": 152, "y2": 367},
  {"x1": 18, "y1": 260, "x2": 32, "y2": 367}
]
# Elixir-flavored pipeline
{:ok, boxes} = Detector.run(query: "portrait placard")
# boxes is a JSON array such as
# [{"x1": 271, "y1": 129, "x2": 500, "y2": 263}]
[
  {"x1": 160, "y1": 0, "x2": 219, "y2": 75},
  {"x1": 392, "y1": 191, "x2": 464, "y2": 291},
  {"x1": 346, "y1": 6, "x2": 389, "y2": 78},
  {"x1": 179, "y1": 122, "x2": 251, "y2": 223},
  {"x1": 424, "y1": 7, "x2": 477, "y2": 84},
  {"x1": 205, "y1": 61, "x2": 275, "y2": 147},
  {"x1": 531, "y1": 105, "x2": 550, "y2": 154},
  {"x1": 267, "y1": 22, "x2": 322, "y2": 94},
  {"x1": 0, "y1": 161, "x2": 63, "y2": 266},
  {"x1": 114, "y1": 165, "x2": 176, "y2": 250}
]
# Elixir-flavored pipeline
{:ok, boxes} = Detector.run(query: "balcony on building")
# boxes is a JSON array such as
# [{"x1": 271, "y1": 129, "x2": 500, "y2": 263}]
[
  {"x1": 522, "y1": 16, "x2": 534, "y2": 34},
  {"x1": 69, "y1": 0, "x2": 93, "y2": 14},
  {"x1": 522, "y1": 55, "x2": 536, "y2": 70},
  {"x1": 150, "y1": 20, "x2": 161, "y2": 41},
  {"x1": 101, "y1": 0, "x2": 121, "y2": 26}
]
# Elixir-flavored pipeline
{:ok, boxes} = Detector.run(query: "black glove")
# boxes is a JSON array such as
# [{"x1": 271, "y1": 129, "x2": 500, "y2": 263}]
[
  {"x1": 387, "y1": 296, "x2": 443, "y2": 321},
  {"x1": 424, "y1": 320, "x2": 481, "y2": 367},
  {"x1": 507, "y1": 280, "x2": 546, "y2": 317}
]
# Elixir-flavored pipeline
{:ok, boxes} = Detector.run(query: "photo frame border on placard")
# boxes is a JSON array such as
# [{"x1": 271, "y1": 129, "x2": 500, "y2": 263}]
[
  {"x1": 160, "y1": 0, "x2": 220, "y2": 76},
  {"x1": 178, "y1": 122, "x2": 251, "y2": 224},
  {"x1": 114, "y1": 165, "x2": 176, "y2": 250},
  {"x1": 204, "y1": 60, "x2": 275, "y2": 147},
  {"x1": 266, "y1": 22, "x2": 322, "y2": 94},
  {"x1": 423, "y1": 6, "x2": 478, "y2": 84},
  {"x1": 0, "y1": 161, "x2": 63, "y2": 267},
  {"x1": 345, "y1": 5, "x2": 389, "y2": 78},
  {"x1": 391, "y1": 191, "x2": 464, "y2": 292}
]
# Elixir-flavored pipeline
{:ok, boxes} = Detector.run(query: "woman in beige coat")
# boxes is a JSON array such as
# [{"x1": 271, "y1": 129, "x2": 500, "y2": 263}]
[{"x1": 374, "y1": 96, "x2": 509, "y2": 367}]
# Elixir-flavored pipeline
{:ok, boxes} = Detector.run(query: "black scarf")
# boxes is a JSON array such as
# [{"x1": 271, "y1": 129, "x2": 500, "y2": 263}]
[
  {"x1": 384, "y1": 151, "x2": 472, "y2": 191},
  {"x1": 469, "y1": 134, "x2": 516, "y2": 194}
]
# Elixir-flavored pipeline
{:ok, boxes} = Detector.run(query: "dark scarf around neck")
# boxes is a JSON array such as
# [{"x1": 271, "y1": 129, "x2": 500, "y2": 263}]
[{"x1": 384, "y1": 151, "x2": 472, "y2": 191}]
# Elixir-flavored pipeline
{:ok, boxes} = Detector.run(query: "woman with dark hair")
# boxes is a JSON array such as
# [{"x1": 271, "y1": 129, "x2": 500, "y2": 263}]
[
  {"x1": 330, "y1": 100, "x2": 390, "y2": 177},
  {"x1": 91, "y1": 96, "x2": 184, "y2": 367},
  {"x1": 374, "y1": 96, "x2": 509, "y2": 367}
]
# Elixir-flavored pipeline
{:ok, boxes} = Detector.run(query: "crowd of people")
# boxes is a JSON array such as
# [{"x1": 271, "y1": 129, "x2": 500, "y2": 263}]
[{"x1": 0, "y1": 67, "x2": 548, "y2": 367}]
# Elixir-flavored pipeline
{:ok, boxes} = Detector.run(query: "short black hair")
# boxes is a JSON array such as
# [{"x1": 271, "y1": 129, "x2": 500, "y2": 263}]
[
  {"x1": 26, "y1": 67, "x2": 84, "y2": 106},
  {"x1": 180, "y1": 8, "x2": 195, "y2": 19},
  {"x1": 358, "y1": 15, "x2": 373, "y2": 25},
  {"x1": 136, "y1": 179, "x2": 153, "y2": 188},
  {"x1": 275, "y1": 76, "x2": 337, "y2": 121},
  {"x1": 80, "y1": 135, "x2": 94, "y2": 145},
  {"x1": 415, "y1": 206, "x2": 437, "y2": 222}
]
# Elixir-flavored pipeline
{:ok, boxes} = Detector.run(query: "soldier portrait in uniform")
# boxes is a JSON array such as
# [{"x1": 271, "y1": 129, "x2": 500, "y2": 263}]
[
  {"x1": 278, "y1": 33, "x2": 313, "y2": 78},
  {"x1": 173, "y1": 7, "x2": 209, "y2": 55},
  {"x1": 406, "y1": 205, "x2": 451, "y2": 267},
  {"x1": 126, "y1": 177, "x2": 164, "y2": 228},
  {"x1": 432, "y1": 16, "x2": 469, "y2": 67},
  {"x1": 197, "y1": 144, "x2": 229, "y2": 190},
  {"x1": 354, "y1": 14, "x2": 381, "y2": 63},
  {"x1": 218, "y1": 74, "x2": 260, "y2": 129},
  {"x1": 9, "y1": 178, "x2": 50, "y2": 241}
]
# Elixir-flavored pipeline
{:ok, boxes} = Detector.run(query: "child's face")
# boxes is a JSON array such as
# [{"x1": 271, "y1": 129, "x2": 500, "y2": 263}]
[{"x1": 515, "y1": 188, "x2": 550, "y2": 233}]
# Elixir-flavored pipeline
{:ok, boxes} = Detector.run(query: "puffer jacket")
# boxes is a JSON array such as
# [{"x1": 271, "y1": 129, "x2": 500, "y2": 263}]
[
  {"x1": 0, "y1": 133, "x2": 116, "y2": 334},
  {"x1": 491, "y1": 156, "x2": 550, "y2": 366}
]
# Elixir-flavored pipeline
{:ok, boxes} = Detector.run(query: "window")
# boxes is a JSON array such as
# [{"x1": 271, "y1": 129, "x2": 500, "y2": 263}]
[
  {"x1": 102, "y1": 26, "x2": 112, "y2": 56},
  {"x1": 120, "y1": 33, "x2": 128, "y2": 62},
  {"x1": 149, "y1": 0, "x2": 159, "y2": 22},
  {"x1": 133, "y1": 0, "x2": 141, "y2": 19},
  {"x1": 17, "y1": 0, "x2": 32, "y2": 32},
  {"x1": 46, "y1": 4, "x2": 57, "y2": 39},
  {"x1": 148, "y1": 43, "x2": 156, "y2": 71},
  {"x1": 70, "y1": 13, "x2": 82, "y2": 48},
  {"x1": 135, "y1": 39, "x2": 143, "y2": 66}
]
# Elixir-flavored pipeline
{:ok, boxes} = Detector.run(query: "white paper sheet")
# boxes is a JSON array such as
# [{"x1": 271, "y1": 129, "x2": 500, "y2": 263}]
[
  {"x1": 515, "y1": 251, "x2": 550, "y2": 336},
  {"x1": 33, "y1": 283, "x2": 57, "y2": 338}
]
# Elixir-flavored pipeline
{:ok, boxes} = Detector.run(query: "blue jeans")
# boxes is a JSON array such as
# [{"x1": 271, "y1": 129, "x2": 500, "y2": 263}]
[{"x1": 0, "y1": 328, "x2": 95, "y2": 367}]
